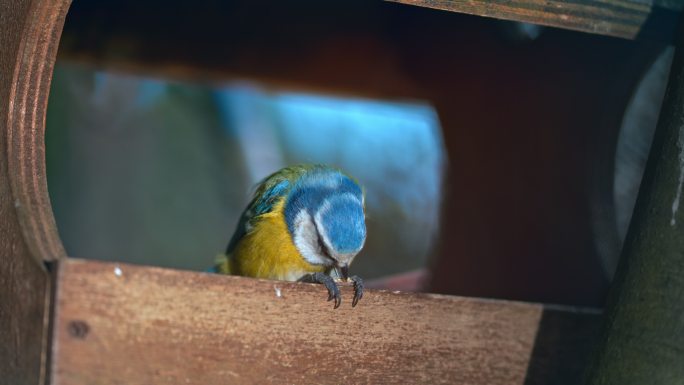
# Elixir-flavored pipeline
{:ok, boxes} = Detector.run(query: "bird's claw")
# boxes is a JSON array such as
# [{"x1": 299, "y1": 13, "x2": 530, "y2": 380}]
[
  {"x1": 300, "y1": 272, "x2": 341, "y2": 309},
  {"x1": 299, "y1": 272, "x2": 363, "y2": 308},
  {"x1": 350, "y1": 275, "x2": 364, "y2": 307},
  {"x1": 323, "y1": 279, "x2": 342, "y2": 309}
]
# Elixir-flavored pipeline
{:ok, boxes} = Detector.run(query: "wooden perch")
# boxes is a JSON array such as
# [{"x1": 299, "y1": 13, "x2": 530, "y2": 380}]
[
  {"x1": 52, "y1": 259, "x2": 600, "y2": 385},
  {"x1": 388, "y1": 0, "x2": 682, "y2": 41}
]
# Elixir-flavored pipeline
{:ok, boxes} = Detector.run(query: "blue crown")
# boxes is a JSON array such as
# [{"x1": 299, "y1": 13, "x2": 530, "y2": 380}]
[{"x1": 284, "y1": 169, "x2": 365, "y2": 253}]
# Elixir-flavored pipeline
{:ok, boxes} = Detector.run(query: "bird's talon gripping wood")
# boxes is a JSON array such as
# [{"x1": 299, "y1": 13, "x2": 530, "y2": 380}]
[
  {"x1": 350, "y1": 275, "x2": 364, "y2": 307},
  {"x1": 300, "y1": 272, "x2": 342, "y2": 309}
]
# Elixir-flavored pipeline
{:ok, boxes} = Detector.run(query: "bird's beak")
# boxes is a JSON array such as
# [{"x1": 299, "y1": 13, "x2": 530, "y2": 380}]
[{"x1": 338, "y1": 264, "x2": 349, "y2": 281}]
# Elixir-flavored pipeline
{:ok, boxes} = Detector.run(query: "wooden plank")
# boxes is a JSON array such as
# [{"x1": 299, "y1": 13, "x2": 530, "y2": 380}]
[
  {"x1": 52, "y1": 259, "x2": 600, "y2": 385},
  {"x1": 585, "y1": 13, "x2": 684, "y2": 385},
  {"x1": 0, "y1": 0, "x2": 70, "y2": 384},
  {"x1": 388, "y1": 0, "x2": 681, "y2": 41}
]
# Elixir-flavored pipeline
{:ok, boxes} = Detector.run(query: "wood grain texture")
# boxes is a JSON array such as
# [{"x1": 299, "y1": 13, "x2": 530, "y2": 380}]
[
  {"x1": 5, "y1": 0, "x2": 69, "y2": 264},
  {"x1": 52, "y1": 259, "x2": 600, "y2": 385},
  {"x1": 388, "y1": 0, "x2": 681, "y2": 41},
  {"x1": 585, "y1": 16, "x2": 684, "y2": 385},
  {"x1": 0, "y1": 0, "x2": 70, "y2": 384}
]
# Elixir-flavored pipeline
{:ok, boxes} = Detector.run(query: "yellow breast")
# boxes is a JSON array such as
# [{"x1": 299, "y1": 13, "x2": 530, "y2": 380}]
[{"x1": 230, "y1": 199, "x2": 325, "y2": 281}]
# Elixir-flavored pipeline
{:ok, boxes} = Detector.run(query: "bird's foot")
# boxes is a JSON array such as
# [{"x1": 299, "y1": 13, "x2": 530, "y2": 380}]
[
  {"x1": 349, "y1": 275, "x2": 364, "y2": 307},
  {"x1": 299, "y1": 272, "x2": 341, "y2": 309}
]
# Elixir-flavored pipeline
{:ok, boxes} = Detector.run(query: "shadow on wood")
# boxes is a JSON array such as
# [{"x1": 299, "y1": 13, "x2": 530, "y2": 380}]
[{"x1": 523, "y1": 308, "x2": 601, "y2": 385}]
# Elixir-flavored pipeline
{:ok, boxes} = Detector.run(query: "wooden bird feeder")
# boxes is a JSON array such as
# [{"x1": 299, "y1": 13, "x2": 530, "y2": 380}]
[{"x1": 2, "y1": 1, "x2": 683, "y2": 384}]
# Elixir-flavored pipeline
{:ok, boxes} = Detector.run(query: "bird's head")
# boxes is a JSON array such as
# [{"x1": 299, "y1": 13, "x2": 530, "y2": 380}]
[{"x1": 285, "y1": 170, "x2": 366, "y2": 278}]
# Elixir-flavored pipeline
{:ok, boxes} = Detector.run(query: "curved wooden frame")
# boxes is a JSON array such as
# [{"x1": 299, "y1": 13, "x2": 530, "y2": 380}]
[
  {"x1": 1, "y1": 1, "x2": 70, "y2": 384},
  {"x1": 4, "y1": 0, "x2": 69, "y2": 264}
]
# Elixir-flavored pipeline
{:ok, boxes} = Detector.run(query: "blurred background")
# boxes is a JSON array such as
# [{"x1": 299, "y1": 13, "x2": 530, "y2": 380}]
[
  {"x1": 46, "y1": 0, "x2": 672, "y2": 307},
  {"x1": 47, "y1": 68, "x2": 445, "y2": 279}
]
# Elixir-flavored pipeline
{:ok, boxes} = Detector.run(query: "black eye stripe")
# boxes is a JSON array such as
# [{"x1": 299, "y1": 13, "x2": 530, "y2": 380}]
[{"x1": 312, "y1": 220, "x2": 335, "y2": 261}]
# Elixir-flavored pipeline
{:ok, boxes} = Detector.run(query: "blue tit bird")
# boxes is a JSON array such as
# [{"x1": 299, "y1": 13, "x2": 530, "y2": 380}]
[{"x1": 214, "y1": 164, "x2": 367, "y2": 308}]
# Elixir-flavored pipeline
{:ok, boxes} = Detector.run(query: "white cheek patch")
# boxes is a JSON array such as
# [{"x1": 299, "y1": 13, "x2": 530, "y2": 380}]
[
  {"x1": 292, "y1": 209, "x2": 330, "y2": 266},
  {"x1": 313, "y1": 200, "x2": 334, "y2": 256}
]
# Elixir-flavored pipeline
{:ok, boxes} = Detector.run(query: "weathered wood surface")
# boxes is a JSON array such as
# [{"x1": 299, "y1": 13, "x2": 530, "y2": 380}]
[
  {"x1": 389, "y1": 0, "x2": 682, "y2": 41},
  {"x1": 5, "y1": 0, "x2": 68, "y2": 264},
  {"x1": 584, "y1": 16, "x2": 684, "y2": 385},
  {"x1": 0, "y1": 0, "x2": 70, "y2": 384},
  {"x1": 52, "y1": 259, "x2": 600, "y2": 385}
]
